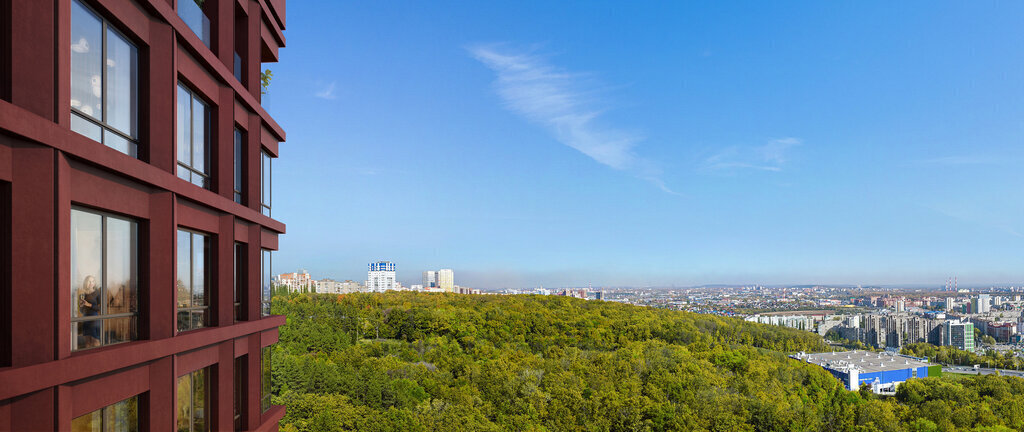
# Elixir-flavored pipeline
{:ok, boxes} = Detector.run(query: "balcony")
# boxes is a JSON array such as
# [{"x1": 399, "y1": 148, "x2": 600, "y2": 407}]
[{"x1": 177, "y1": 0, "x2": 211, "y2": 48}]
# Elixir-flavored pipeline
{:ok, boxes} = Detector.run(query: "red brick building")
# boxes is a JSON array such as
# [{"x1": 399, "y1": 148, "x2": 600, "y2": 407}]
[{"x1": 0, "y1": 0, "x2": 287, "y2": 430}]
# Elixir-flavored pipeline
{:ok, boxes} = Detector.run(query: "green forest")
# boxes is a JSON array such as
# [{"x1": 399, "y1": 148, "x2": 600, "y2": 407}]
[{"x1": 270, "y1": 292, "x2": 1024, "y2": 431}]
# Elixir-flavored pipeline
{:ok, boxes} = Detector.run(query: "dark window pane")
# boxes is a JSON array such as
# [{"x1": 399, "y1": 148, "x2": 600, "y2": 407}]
[{"x1": 176, "y1": 310, "x2": 191, "y2": 333}]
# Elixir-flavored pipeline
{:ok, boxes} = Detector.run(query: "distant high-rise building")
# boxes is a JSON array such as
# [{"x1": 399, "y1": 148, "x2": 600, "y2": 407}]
[
  {"x1": 971, "y1": 295, "x2": 991, "y2": 314},
  {"x1": 422, "y1": 270, "x2": 438, "y2": 288},
  {"x1": 438, "y1": 268, "x2": 455, "y2": 292},
  {"x1": 945, "y1": 297, "x2": 954, "y2": 312},
  {"x1": 943, "y1": 320, "x2": 975, "y2": 352},
  {"x1": 366, "y1": 261, "x2": 397, "y2": 292}
]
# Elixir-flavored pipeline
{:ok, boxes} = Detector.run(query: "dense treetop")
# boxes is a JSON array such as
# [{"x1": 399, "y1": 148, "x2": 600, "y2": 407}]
[{"x1": 271, "y1": 292, "x2": 1024, "y2": 432}]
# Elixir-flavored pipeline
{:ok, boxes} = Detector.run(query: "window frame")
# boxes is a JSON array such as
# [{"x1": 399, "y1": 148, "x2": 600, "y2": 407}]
[
  {"x1": 260, "y1": 249, "x2": 271, "y2": 317},
  {"x1": 69, "y1": 0, "x2": 140, "y2": 157},
  {"x1": 70, "y1": 206, "x2": 139, "y2": 352},
  {"x1": 176, "y1": 83, "x2": 211, "y2": 189},
  {"x1": 176, "y1": 228, "x2": 210, "y2": 333},
  {"x1": 233, "y1": 242, "x2": 245, "y2": 322},
  {"x1": 261, "y1": 346, "x2": 271, "y2": 412},
  {"x1": 260, "y1": 150, "x2": 271, "y2": 216},
  {"x1": 71, "y1": 394, "x2": 140, "y2": 432},
  {"x1": 233, "y1": 128, "x2": 244, "y2": 204},
  {"x1": 177, "y1": 367, "x2": 210, "y2": 432}
]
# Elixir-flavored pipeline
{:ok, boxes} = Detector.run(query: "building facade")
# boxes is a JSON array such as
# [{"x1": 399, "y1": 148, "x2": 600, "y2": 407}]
[
  {"x1": 0, "y1": 0, "x2": 288, "y2": 430},
  {"x1": 366, "y1": 261, "x2": 396, "y2": 292},
  {"x1": 944, "y1": 321, "x2": 976, "y2": 352},
  {"x1": 277, "y1": 270, "x2": 312, "y2": 292},
  {"x1": 438, "y1": 268, "x2": 454, "y2": 292},
  {"x1": 422, "y1": 270, "x2": 437, "y2": 289}
]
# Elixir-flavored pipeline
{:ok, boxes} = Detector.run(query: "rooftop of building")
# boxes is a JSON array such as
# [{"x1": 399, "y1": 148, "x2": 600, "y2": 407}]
[{"x1": 793, "y1": 350, "x2": 932, "y2": 373}]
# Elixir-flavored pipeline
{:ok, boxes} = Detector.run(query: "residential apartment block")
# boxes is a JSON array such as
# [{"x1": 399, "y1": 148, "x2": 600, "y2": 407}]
[{"x1": 0, "y1": 0, "x2": 288, "y2": 430}]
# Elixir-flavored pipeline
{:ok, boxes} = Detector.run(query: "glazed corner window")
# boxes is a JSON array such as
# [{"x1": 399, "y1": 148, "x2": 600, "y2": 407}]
[
  {"x1": 261, "y1": 346, "x2": 271, "y2": 412},
  {"x1": 177, "y1": 367, "x2": 209, "y2": 432},
  {"x1": 71, "y1": 395, "x2": 139, "y2": 432},
  {"x1": 70, "y1": 0, "x2": 139, "y2": 157},
  {"x1": 176, "y1": 229, "x2": 209, "y2": 332},
  {"x1": 260, "y1": 249, "x2": 271, "y2": 317},
  {"x1": 177, "y1": 84, "x2": 211, "y2": 189},
  {"x1": 71, "y1": 208, "x2": 138, "y2": 351},
  {"x1": 234, "y1": 129, "x2": 244, "y2": 204},
  {"x1": 260, "y1": 151, "x2": 272, "y2": 216}
]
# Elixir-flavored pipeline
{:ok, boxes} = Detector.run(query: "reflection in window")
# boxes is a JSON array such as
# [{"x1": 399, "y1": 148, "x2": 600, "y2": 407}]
[
  {"x1": 176, "y1": 229, "x2": 209, "y2": 332},
  {"x1": 70, "y1": 0, "x2": 138, "y2": 157},
  {"x1": 234, "y1": 129, "x2": 244, "y2": 204},
  {"x1": 260, "y1": 151, "x2": 271, "y2": 216},
  {"x1": 261, "y1": 346, "x2": 271, "y2": 412},
  {"x1": 71, "y1": 208, "x2": 138, "y2": 351},
  {"x1": 261, "y1": 249, "x2": 271, "y2": 317},
  {"x1": 71, "y1": 395, "x2": 139, "y2": 432},
  {"x1": 177, "y1": 367, "x2": 209, "y2": 432},
  {"x1": 177, "y1": 84, "x2": 210, "y2": 189}
]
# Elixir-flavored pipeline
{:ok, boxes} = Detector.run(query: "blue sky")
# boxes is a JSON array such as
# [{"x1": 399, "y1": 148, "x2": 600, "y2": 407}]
[{"x1": 269, "y1": 1, "x2": 1024, "y2": 288}]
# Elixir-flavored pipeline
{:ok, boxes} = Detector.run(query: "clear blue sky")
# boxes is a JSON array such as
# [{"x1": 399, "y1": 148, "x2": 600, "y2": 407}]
[{"x1": 269, "y1": 1, "x2": 1024, "y2": 288}]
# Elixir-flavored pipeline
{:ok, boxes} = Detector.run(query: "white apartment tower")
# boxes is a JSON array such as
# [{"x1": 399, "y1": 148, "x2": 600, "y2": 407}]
[
  {"x1": 438, "y1": 268, "x2": 455, "y2": 292},
  {"x1": 366, "y1": 261, "x2": 397, "y2": 292},
  {"x1": 422, "y1": 270, "x2": 438, "y2": 288}
]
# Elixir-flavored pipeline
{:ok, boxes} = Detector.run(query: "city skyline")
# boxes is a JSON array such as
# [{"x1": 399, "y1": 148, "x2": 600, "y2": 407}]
[{"x1": 269, "y1": 1, "x2": 1024, "y2": 287}]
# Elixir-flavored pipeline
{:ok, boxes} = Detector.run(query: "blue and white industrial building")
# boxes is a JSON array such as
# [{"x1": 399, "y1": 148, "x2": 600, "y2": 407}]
[{"x1": 792, "y1": 351, "x2": 937, "y2": 393}]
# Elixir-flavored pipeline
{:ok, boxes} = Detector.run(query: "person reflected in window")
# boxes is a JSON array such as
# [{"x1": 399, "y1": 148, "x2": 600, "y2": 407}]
[{"x1": 77, "y1": 275, "x2": 101, "y2": 348}]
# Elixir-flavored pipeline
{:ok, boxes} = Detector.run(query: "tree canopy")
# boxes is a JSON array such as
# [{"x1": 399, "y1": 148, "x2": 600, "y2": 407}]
[{"x1": 271, "y1": 292, "x2": 1024, "y2": 432}]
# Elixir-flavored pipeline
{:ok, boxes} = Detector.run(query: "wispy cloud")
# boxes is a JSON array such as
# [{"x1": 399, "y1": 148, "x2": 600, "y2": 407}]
[
  {"x1": 315, "y1": 82, "x2": 337, "y2": 100},
  {"x1": 702, "y1": 138, "x2": 802, "y2": 172},
  {"x1": 468, "y1": 44, "x2": 676, "y2": 194}
]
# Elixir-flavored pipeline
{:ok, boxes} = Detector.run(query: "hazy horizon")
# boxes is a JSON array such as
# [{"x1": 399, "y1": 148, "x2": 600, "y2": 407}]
[{"x1": 268, "y1": 1, "x2": 1024, "y2": 288}]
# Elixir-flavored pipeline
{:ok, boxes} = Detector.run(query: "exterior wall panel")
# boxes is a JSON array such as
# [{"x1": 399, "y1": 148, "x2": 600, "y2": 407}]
[{"x1": 0, "y1": 0, "x2": 288, "y2": 429}]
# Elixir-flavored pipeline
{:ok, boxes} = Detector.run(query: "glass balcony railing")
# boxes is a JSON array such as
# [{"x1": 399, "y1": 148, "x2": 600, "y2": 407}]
[{"x1": 178, "y1": 0, "x2": 211, "y2": 48}]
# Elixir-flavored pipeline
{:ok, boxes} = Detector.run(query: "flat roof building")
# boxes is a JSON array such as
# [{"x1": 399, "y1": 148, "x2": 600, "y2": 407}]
[
  {"x1": 0, "y1": 0, "x2": 289, "y2": 429},
  {"x1": 792, "y1": 351, "x2": 938, "y2": 393}
]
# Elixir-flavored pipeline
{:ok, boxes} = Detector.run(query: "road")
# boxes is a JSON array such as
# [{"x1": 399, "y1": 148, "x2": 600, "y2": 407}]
[{"x1": 943, "y1": 366, "x2": 1024, "y2": 377}]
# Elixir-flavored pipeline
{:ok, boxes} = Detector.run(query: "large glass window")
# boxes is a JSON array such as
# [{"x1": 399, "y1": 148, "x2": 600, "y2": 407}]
[
  {"x1": 71, "y1": 208, "x2": 138, "y2": 351},
  {"x1": 70, "y1": 0, "x2": 139, "y2": 157},
  {"x1": 261, "y1": 346, "x2": 271, "y2": 412},
  {"x1": 177, "y1": 84, "x2": 210, "y2": 189},
  {"x1": 261, "y1": 249, "x2": 271, "y2": 317},
  {"x1": 234, "y1": 129, "x2": 244, "y2": 204},
  {"x1": 177, "y1": 367, "x2": 209, "y2": 432},
  {"x1": 71, "y1": 395, "x2": 139, "y2": 432},
  {"x1": 234, "y1": 243, "x2": 245, "y2": 321},
  {"x1": 260, "y1": 151, "x2": 271, "y2": 216},
  {"x1": 176, "y1": 229, "x2": 209, "y2": 332}
]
